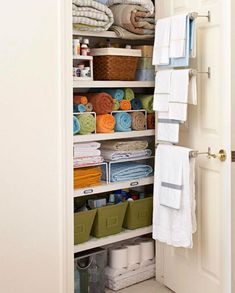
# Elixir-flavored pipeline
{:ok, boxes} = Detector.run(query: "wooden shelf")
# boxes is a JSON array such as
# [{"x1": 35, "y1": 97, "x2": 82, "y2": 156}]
[
  {"x1": 73, "y1": 80, "x2": 155, "y2": 88},
  {"x1": 73, "y1": 129, "x2": 155, "y2": 143},
  {"x1": 73, "y1": 55, "x2": 93, "y2": 60},
  {"x1": 74, "y1": 176, "x2": 154, "y2": 197},
  {"x1": 73, "y1": 29, "x2": 118, "y2": 39},
  {"x1": 74, "y1": 226, "x2": 152, "y2": 253}
]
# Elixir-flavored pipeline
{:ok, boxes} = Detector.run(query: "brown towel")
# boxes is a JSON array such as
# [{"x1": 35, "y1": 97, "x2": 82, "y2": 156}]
[
  {"x1": 131, "y1": 111, "x2": 146, "y2": 131},
  {"x1": 147, "y1": 113, "x2": 155, "y2": 129},
  {"x1": 87, "y1": 93, "x2": 114, "y2": 115}
]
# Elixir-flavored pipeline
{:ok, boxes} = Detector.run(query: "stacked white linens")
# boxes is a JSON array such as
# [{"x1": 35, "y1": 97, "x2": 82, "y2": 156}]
[{"x1": 73, "y1": 142, "x2": 104, "y2": 167}]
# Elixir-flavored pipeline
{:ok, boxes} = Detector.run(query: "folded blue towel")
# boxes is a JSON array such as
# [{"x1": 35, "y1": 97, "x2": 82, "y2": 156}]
[
  {"x1": 74, "y1": 104, "x2": 86, "y2": 113},
  {"x1": 105, "y1": 89, "x2": 125, "y2": 102},
  {"x1": 159, "y1": 16, "x2": 195, "y2": 68},
  {"x1": 114, "y1": 112, "x2": 132, "y2": 132},
  {"x1": 110, "y1": 162, "x2": 153, "y2": 182},
  {"x1": 131, "y1": 98, "x2": 143, "y2": 110},
  {"x1": 73, "y1": 116, "x2": 80, "y2": 135}
]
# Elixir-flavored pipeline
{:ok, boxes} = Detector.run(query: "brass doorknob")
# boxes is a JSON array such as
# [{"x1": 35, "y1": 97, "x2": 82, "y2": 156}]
[{"x1": 217, "y1": 149, "x2": 227, "y2": 162}]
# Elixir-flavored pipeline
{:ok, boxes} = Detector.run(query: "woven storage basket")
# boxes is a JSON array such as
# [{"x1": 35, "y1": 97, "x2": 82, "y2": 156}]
[{"x1": 91, "y1": 48, "x2": 142, "y2": 81}]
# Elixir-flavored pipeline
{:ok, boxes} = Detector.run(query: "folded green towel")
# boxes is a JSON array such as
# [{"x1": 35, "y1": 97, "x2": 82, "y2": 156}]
[
  {"x1": 113, "y1": 99, "x2": 120, "y2": 111},
  {"x1": 78, "y1": 113, "x2": 96, "y2": 135},
  {"x1": 124, "y1": 88, "x2": 135, "y2": 101},
  {"x1": 137, "y1": 94, "x2": 154, "y2": 113}
]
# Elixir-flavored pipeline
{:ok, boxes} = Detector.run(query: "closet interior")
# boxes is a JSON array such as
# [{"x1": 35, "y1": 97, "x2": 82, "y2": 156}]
[{"x1": 73, "y1": 23, "x2": 156, "y2": 293}]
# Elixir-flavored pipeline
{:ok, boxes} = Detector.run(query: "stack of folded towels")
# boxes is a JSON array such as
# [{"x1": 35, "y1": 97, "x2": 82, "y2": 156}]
[
  {"x1": 74, "y1": 166, "x2": 102, "y2": 188},
  {"x1": 101, "y1": 139, "x2": 153, "y2": 182},
  {"x1": 73, "y1": 0, "x2": 114, "y2": 32},
  {"x1": 73, "y1": 142, "x2": 104, "y2": 167},
  {"x1": 101, "y1": 139, "x2": 152, "y2": 161},
  {"x1": 105, "y1": 0, "x2": 155, "y2": 39}
]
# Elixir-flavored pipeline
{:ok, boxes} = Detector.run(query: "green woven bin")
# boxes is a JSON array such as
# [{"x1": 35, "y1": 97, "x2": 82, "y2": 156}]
[
  {"x1": 92, "y1": 202, "x2": 128, "y2": 238},
  {"x1": 123, "y1": 197, "x2": 153, "y2": 230},
  {"x1": 74, "y1": 209, "x2": 97, "y2": 245}
]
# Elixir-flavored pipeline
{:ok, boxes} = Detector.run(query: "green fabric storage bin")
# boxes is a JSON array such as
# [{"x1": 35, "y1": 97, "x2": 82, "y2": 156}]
[
  {"x1": 74, "y1": 209, "x2": 97, "y2": 245},
  {"x1": 92, "y1": 202, "x2": 128, "y2": 238},
  {"x1": 123, "y1": 197, "x2": 153, "y2": 230}
]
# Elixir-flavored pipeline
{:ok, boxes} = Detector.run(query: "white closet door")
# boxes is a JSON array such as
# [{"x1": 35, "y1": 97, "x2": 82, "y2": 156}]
[{"x1": 155, "y1": 1, "x2": 231, "y2": 293}]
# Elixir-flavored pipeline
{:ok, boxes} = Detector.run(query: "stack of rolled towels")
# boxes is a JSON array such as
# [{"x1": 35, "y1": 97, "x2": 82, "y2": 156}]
[
  {"x1": 73, "y1": 142, "x2": 104, "y2": 167},
  {"x1": 73, "y1": 89, "x2": 155, "y2": 135}
]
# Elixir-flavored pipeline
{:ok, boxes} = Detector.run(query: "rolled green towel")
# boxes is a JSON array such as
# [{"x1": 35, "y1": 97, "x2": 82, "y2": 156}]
[
  {"x1": 113, "y1": 99, "x2": 120, "y2": 111},
  {"x1": 137, "y1": 94, "x2": 154, "y2": 113},
  {"x1": 77, "y1": 113, "x2": 96, "y2": 135},
  {"x1": 124, "y1": 88, "x2": 135, "y2": 101}
]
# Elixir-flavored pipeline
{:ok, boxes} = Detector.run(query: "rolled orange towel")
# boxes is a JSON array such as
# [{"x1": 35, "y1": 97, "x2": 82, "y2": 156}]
[
  {"x1": 87, "y1": 93, "x2": 114, "y2": 114},
  {"x1": 74, "y1": 95, "x2": 88, "y2": 105},
  {"x1": 96, "y1": 114, "x2": 116, "y2": 133},
  {"x1": 119, "y1": 100, "x2": 131, "y2": 110}
]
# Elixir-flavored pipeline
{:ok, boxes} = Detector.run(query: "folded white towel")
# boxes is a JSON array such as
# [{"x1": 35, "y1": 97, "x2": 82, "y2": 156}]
[
  {"x1": 170, "y1": 69, "x2": 190, "y2": 103},
  {"x1": 74, "y1": 142, "x2": 101, "y2": 150},
  {"x1": 74, "y1": 149, "x2": 101, "y2": 158},
  {"x1": 188, "y1": 74, "x2": 197, "y2": 105},
  {"x1": 101, "y1": 149, "x2": 152, "y2": 161},
  {"x1": 157, "y1": 119, "x2": 180, "y2": 143},
  {"x1": 153, "y1": 94, "x2": 169, "y2": 112},
  {"x1": 155, "y1": 70, "x2": 172, "y2": 93},
  {"x1": 153, "y1": 144, "x2": 197, "y2": 248},
  {"x1": 169, "y1": 103, "x2": 188, "y2": 121},
  {"x1": 169, "y1": 14, "x2": 188, "y2": 58},
  {"x1": 153, "y1": 17, "x2": 171, "y2": 65},
  {"x1": 154, "y1": 70, "x2": 172, "y2": 111}
]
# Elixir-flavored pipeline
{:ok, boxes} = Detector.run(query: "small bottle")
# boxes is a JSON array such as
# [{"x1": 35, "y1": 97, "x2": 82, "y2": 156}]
[
  {"x1": 83, "y1": 38, "x2": 90, "y2": 55},
  {"x1": 73, "y1": 39, "x2": 80, "y2": 56}
]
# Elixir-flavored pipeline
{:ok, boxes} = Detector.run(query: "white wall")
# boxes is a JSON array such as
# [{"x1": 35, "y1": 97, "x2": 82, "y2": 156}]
[{"x1": 0, "y1": 0, "x2": 73, "y2": 292}]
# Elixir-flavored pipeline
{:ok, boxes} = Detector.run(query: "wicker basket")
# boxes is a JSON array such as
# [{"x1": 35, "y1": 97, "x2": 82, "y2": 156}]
[{"x1": 91, "y1": 48, "x2": 142, "y2": 81}]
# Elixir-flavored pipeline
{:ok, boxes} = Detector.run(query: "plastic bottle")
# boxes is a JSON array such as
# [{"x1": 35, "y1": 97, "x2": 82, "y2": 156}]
[
  {"x1": 73, "y1": 39, "x2": 81, "y2": 55},
  {"x1": 84, "y1": 38, "x2": 91, "y2": 55}
]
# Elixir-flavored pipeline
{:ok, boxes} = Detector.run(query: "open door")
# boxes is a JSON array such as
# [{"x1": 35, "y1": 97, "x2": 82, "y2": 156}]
[{"x1": 155, "y1": 1, "x2": 231, "y2": 293}]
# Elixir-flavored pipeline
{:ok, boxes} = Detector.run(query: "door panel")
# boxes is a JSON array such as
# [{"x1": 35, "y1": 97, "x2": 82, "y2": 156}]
[{"x1": 156, "y1": 1, "x2": 231, "y2": 292}]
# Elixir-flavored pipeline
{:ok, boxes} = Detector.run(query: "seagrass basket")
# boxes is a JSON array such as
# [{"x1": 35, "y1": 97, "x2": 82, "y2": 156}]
[{"x1": 91, "y1": 48, "x2": 142, "y2": 81}]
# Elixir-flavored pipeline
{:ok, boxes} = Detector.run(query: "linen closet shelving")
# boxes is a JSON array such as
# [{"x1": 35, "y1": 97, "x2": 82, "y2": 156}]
[{"x1": 73, "y1": 30, "x2": 155, "y2": 254}]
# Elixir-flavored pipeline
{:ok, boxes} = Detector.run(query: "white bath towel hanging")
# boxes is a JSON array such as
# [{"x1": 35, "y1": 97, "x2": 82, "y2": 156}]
[
  {"x1": 153, "y1": 144, "x2": 197, "y2": 248},
  {"x1": 169, "y1": 14, "x2": 188, "y2": 58},
  {"x1": 152, "y1": 17, "x2": 171, "y2": 65}
]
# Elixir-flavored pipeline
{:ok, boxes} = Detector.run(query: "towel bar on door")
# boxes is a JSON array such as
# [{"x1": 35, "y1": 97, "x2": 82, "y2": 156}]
[
  {"x1": 189, "y1": 147, "x2": 227, "y2": 162},
  {"x1": 189, "y1": 67, "x2": 211, "y2": 79},
  {"x1": 189, "y1": 11, "x2": 211, "y2": 22}
]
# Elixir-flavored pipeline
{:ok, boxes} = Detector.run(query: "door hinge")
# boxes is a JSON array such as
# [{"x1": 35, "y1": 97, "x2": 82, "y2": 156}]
[{"x1": 232, "y1": 151, "x2": 235, "y2": 162}]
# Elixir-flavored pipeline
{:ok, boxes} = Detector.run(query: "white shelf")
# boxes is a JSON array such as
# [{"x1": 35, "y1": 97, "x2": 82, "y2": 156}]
[
  {"x1": 73, "y1": 55, "x2": 93, "y2": 60},
  {"x1": 74, "y1": 129, "x2": 155, "y2": 143},
  {"x1": 73, "y1": 29, "x2": 118, "y2": 39},
  {"x1": 73, "y1": 80, "x2": 155, "y2": 88},
  {"x1": 74, "y1": 226, "x2": 152, "y2": 253},
  {"x1": 74, "y1": 176, "x2": 154, "y2": 197}
]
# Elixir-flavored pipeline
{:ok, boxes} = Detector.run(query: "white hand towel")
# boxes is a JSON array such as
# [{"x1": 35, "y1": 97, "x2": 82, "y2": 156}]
[
  {"x1": 153, "y1": 94, "x2": 169, "y2": 112},
  {"x1": 188, "y1": 75, "x2": 197, "y2": 105},
  {"x1": 155, "y1": 70, "x2": 172, "y2": 93},
  {"x1": 169, "y1": 103, "x2": 188, "y2": 121},
  {"x1": 157, "y1": 119, "x2": 180, "y2": 143},
  {"x1": 153, "y1": 17, "x2": 171, "y2": 65},
  {"x1": 170, "y1": 69, "x2": 190, "y2": 103},
  {"x1": 169, "y1": 14, "x2": 188, "y2": 58},
  {"x1": 154, "y1": 70, "x2": 172, "y2": 111},
  {"x1": 153, "y1": 144, "x2": 197, "y2": 248}
]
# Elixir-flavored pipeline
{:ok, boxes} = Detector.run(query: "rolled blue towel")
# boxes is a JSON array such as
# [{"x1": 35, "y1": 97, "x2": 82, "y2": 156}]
[
  {"x1": 131, "y1": 98, "x2": 142, "y2": 110},
  {"x1": 73, "y1": 104, "x2": 86, "y2": 113},
  {"x1": 110, "y1": 162, "x2": 153, "y2": 182},
  {"x1": 73, "y1": 116, "x2": 80, "y2": 135},
  {"x1": 105, "y1": 89, "x2": 124, "y2": 102},
  {"x1": 114, "y1": 112, "x2": 132, "y2": 132}
]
